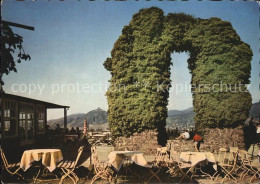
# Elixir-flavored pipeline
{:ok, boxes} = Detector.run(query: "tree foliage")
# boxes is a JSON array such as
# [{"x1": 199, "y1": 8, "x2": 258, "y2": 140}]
[
  {"x1": 1, "y1": 23, "x2": 31, "y2": 86},
  {"x1": 104, "y1": 7, "x2": 252, "y2": 145}
]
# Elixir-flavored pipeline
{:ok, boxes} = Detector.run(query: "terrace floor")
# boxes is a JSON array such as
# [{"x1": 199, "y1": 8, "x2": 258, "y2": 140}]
[{"x1": 1, "y1": 142, "x2": 259, "y2": 183}]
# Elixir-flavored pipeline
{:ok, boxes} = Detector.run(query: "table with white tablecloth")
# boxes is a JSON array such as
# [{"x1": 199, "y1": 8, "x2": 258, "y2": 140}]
[
  {"x1": 20, "y1": 149, "x2": 63, "y2": 172},
  {"x1": 179, "y1": 152, "x2": 217, "y2": 170},
  {"x1": 108, "y1": 151, "x2": 151, "y2": 171}
]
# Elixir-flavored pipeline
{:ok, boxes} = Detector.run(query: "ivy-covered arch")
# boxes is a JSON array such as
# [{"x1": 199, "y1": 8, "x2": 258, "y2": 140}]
[{"x1": 104, "y1": 7, "x2": 252, "y2": 145}]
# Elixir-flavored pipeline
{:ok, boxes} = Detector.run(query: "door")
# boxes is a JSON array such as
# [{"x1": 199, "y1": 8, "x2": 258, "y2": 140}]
[{"x1": 19, "y1": 103, "x2": 35, "y2": 145}]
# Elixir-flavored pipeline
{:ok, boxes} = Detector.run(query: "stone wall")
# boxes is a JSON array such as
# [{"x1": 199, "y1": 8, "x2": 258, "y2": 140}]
[
  {"x1": 114, "y1": 126, "x2": 246, "y2": 155},
  {"x1": 203, "y1": 126, "x2": 245, "y2": 152},
  {"x1": 167, "y1": 126, "x2": 246, "y2": 153},
  {"x1": 114, "y1": 130, "x2": 160, "y2": 155}
]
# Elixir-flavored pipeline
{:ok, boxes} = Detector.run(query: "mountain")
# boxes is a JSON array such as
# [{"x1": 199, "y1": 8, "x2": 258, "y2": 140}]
[
  {"x1": 48, "y1": 102, "x2": 259, "y2": 129},
  {"x1": 48, "y1": 107, "x2": 107, "y2": 129},
  {"x1": 167, "y1": 107, "x2": 195, "y2": 128},
  {"x1": 166, "y1": 102, "x2": 259, "y2": 128}
]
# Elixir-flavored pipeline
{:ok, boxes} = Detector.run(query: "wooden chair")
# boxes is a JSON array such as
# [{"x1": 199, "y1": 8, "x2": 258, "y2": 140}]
[
  {"x1": 236, "y1": 150, "x2": 253, "y2": 180},
  {"x1": 57, "y1": 146, "x2": 84, "y2": 184},
  {"x1": 214, "y1": 147, "x2": 238, "y2": 183},
  {"x1": 236, "y1": 149, "x2": 259, "y2": 182},
  {"x1": 167, "y1": 150, "x2": 194, "y2": 183},
  {"x1": 144, "y1": 147, "x2": 169, "y2": 183},
  {"x1": 90, "y1": 146, "x2": 114, "y2": 184},
  {"x1": 249, "y1": 164, "x2": 260, "y2": 183},
  {"x1": 0, "y1": 148, "x2": 24, "y2": 180}
]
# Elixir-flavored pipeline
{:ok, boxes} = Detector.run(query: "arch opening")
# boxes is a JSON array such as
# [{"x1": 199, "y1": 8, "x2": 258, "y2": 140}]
[{"x1": 167, "y1": 52, "x2": 193, "y2": 130}]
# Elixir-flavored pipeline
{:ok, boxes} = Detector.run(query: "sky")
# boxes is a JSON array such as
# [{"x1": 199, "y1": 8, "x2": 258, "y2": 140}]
[{"x1": 2, "y1": 0, "x2": 259, "y2": 120}]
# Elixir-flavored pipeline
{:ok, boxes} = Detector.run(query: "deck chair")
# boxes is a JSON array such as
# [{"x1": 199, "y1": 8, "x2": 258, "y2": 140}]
[
  {"x1": 236, "y1": 150, "x2": 253, "y2": 180},
  {"x1": 91, "y1": 146, "x2": 114, "y2": 184},
  {"x1": 249, "y1": 164, "x2": 260, "y2": 183},
  {"x1": 57, "y1": 146, "x2": 84, "y2": 184},
  {"x1": 214, "y1": 147, "x2": 238, "y2": 183},
  {"x1": 167, "y1": 150, "x2": 194, "y2": 183},
  {"x1": 144, "y1": 147, "x2": 169, "y2": 183},
  {"x1": 236, "y1": 150, "x2": 260, "y2": 182},
  {"x1": 0, "y1": 148, "x2": 24, "y2": 180}
]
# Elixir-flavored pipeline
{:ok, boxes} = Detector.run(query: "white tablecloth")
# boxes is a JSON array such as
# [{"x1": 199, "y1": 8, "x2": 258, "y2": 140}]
[
  {"x1": 180, "y1": 152, "x2": 217, "y2": 170},
  {"x1": 108, "y1": 151, "x2": 151, "y2": 171},
  {"x1": 20, "y1": 149, "x2": 63, "y2": 172}
]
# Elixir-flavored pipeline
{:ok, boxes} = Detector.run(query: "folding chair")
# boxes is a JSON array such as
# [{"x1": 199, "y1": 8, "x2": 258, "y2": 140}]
[
  {"x1": 57, "y1": 146, "x2": 84, "y2": 184},
  {"x1": 91, "y1": 146, "x2": 114, "y2": 184},
  {"x1": 236, "y1": 150, "x2": 253, "y2": 180},
  {"x1": 167, "y1": 150, "x2": 194, "y2": 183},
  {"x1": 0, "y1": 148, "x2": 24, "y2": 180},
  {"x1": 144, "y1": 147, "x2": 169, "y2": 183},
  {"x1": 249, "y1": 164, "x2": 260, "y2": 183},
  {"x1": 214, "y1": 147, "x2": 238, "y2": 183}
]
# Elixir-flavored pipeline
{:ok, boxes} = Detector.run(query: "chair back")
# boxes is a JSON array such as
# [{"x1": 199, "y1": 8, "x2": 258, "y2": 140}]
[
  {"x1": 91, "y1": 146, "x2": 98, "y2": 163},
  {"x1": 155, "y1": 147, "x2": 169, "y2": 165},
  {"x1": 216, "y1": 148, "x2": 228, "y2": 164},
  {"x1": 238, "y1": 150, "x2": 251, "y2": 165},
  {"x1": 0, "y1": 149, "x2": 9, "y2": 168},
  {"x1": 91, "y1": 146, "x2": 105, "y2": 172},
  {"x1": 170, "y1": 150, "x2": 179, "y2": 163},
  {"x1": 228, "y1": 147, "x2": 238, "y2": 165},
  {"x1": 73, "y1": 146, "x2": 84, "y2": 169}
]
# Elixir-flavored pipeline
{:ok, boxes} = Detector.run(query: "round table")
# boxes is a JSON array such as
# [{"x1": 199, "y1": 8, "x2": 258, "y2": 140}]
[{"x1": 20, "y1": 149, "x2": 63, "y2": 172}]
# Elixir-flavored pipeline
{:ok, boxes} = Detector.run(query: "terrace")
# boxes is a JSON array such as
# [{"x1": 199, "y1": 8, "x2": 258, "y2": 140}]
[{"x1": 1, "y1": 127, "x2": 259, "y2": 184}]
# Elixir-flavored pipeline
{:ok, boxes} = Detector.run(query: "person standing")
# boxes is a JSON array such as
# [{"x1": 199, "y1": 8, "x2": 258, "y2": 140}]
[{"x1": 193, "y1": 133, "x2": 203, "y2": 152}]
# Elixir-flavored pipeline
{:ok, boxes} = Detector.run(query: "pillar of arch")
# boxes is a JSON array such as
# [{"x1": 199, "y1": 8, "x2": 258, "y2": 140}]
[{"x1": 104, "y1": 7, "x2": 252, "y2": 146}]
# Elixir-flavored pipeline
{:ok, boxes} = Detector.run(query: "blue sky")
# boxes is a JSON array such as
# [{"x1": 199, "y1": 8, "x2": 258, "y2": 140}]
[{"x1": 2, "y1": 0, "x2": 259, "y2": 119}]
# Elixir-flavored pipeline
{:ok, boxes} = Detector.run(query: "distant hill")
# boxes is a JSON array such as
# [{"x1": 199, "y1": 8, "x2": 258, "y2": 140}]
[
  {"x1": 167, "y1": 107, "x2": 195, "y2": 128},
  {"x1": 48, "y1": 107, "x2": 107, "y2": 129},
  {"x1": 48, "y1": 102, "x2": 259, "y2": 129},
  {"x1": 166, "y1": 102, "x2": 259, "y2": 127}
]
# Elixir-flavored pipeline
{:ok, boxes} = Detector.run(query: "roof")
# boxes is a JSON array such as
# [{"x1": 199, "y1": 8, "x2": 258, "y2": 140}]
[{"x1": 1, "y1": 92, "x2": 69, "y2": 109}]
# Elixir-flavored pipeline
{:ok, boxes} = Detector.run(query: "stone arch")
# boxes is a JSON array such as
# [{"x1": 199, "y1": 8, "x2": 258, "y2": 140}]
[{"x1": 104, "y1": 7, "x2": 252, "y2": 146}]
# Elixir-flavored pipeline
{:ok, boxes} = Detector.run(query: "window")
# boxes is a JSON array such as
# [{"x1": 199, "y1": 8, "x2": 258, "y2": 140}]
[
  {"x1": 19, "y1": 103, "x2": 34, "y2": 142},
  {"x1": 3, "y1": 100, "x2": 17, "y2": 136},
  {"x1": 27, "y1": 113, "x2": 33, "y2": 140},
  {"x1": 4, "y1": 121, "x2": 10, "y2": 131},
  {"x1": 37, "y1": 105, "x2": 45, "y2": 132},
  {"x1": 19, "y1": 113, "x2": 26, "y2": 140}
]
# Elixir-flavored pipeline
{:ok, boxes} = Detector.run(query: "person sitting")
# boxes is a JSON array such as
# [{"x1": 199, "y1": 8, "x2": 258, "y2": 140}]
[
  {"x1": 176, "y1": 130, "x2": 190, "y2": 140},
  {"x1": 76, "y1": 127, "x2": 80, "y2": 138},
  {"x1": 70, "y1": 127, "x2": 76, "y2": 134},
  {"x1": 55, "y1": 124, "x2": 61, "y2": 134},
  {"x1": 193, "y1": 133, "x2": 203, "y2": 152},
  {"x1": 64, "y1": 128, "x2": 69, "y2": 134}
]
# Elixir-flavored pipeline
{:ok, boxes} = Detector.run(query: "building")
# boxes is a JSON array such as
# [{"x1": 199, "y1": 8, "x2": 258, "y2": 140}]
[{"x1": 1, "y1": 92, "x2": 69, "y2": 147}]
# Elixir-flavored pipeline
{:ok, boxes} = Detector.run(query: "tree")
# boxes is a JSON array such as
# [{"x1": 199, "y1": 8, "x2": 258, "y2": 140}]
[
  {"x1": 1, "y1": 22, "x2": 31, "y2": 89},
  {"x1": 104, "y1": 7, "x2": 252, "y2": 145}
]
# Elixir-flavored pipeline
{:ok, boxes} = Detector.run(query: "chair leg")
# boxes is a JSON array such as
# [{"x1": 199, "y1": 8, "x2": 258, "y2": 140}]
[
  {"x1": 250, "y1": 171, "x2": 260, "y2": 183},
  {"x1": 146, "y1": 168, "x2": 161, "y2": 183},
  {"x1": 179, "y1": 167, "x2": 193, "y2": 183},
  {"x1": 6, "y1": 167, "x2": 24, "y2": 180},
  {"x1": 91, "y1": 169, "x2": 113, "y2": 184},
  {"x1": 221, "y1": 167, "x2": 237, "y2": 183},
  {"x1": 33, "y1": 168, "x2": 42, "y2": 184},
  {"x1": 91, "y1": 171, "x2": 104, "y2": 184},
  {"x1": 59, "y1": 168, "x2": 76, "y2": 184}
]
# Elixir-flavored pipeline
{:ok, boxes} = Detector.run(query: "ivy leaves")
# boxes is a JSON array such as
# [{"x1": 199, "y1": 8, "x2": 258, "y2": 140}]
[{"x1": 104, "y1": 7, "x2": 252, "y2": 143}]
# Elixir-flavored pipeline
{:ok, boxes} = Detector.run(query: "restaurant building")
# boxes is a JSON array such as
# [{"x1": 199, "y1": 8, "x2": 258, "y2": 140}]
[{"x1": 1, "y1": 92, "x2": 69, "y2": 147}]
